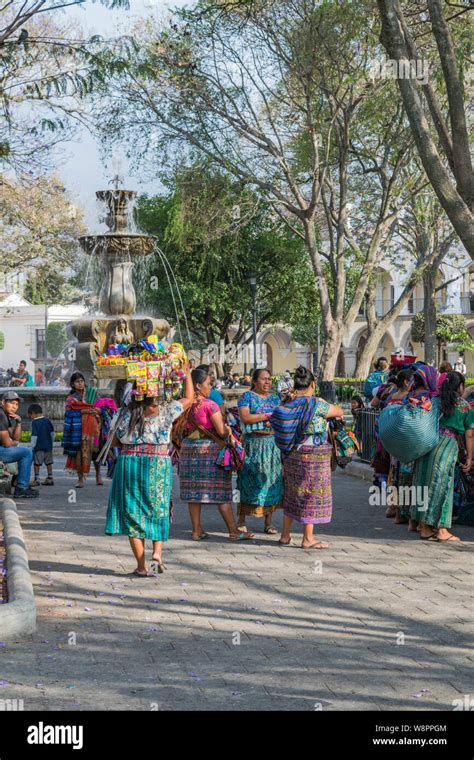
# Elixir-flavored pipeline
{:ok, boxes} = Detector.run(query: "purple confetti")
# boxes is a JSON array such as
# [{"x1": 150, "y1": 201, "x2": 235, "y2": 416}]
[
  {"x1": 83, "y1": 607, "x2": 93, "y2": 612},
  {"x1": 0, "y1": 680, "x2": 8, "y2": 686}
]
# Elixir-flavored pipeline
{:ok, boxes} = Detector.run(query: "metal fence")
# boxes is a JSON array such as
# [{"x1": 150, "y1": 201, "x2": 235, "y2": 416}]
[
  {"x1": 354, "y1": 408, "x2": 378, "y2": 463},
  {"x1": 334, "y1": 380, "x2": 365, "y2": 403}
]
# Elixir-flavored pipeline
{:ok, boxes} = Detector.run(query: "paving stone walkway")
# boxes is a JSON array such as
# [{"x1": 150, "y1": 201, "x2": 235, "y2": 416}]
[{"x1": 1, "y1": 456, "x2": 473, "y2": 711}]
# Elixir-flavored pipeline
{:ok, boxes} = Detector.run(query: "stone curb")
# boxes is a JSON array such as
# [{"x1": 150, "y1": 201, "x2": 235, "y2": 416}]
[
  {"x1": 0, "y1": 498, "x2": 36, "y2": 639},
  {"x1": 339, "y1": 460, "x2": 373, "y2": 482}
]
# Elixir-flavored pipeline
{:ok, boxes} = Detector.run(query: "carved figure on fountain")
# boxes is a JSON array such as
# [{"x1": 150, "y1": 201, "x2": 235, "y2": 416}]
[{"x1": 109, "y1": 318, "x2": 134, "y2": 346}]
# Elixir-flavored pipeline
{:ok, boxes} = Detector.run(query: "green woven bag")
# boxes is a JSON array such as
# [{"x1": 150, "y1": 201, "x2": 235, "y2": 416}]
[{"x1": 378, "y1": 396, "x2": 440, "y2": 463}]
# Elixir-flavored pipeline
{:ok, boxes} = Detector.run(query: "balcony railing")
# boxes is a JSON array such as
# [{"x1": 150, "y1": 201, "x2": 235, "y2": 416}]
[{"x1": 358, "y1": 295, "x2": 474, "y2": 318}]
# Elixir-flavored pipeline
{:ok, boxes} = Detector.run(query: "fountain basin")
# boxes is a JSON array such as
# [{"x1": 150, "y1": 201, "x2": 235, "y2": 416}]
[{"x1": 79, "y1": 233, "x2": 156, "y2": 257}]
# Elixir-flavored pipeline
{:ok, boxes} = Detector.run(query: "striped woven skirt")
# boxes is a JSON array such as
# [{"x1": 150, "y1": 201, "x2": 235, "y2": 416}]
[
  {"x1": 237, "y1": 434, "x2": 283, "y2": 518},
  {"x1": 179, "y1": 437, "x2": 232, "y2": 504},
  {"x1": 411, "y1": 432, "x2": 458, "y2": 528},
  {"x1": 105, "y1": 445, "x2": 172, "y2": 541},
  {"x1": 282, "y1": 443, "x2": 333, "y2": 524}
]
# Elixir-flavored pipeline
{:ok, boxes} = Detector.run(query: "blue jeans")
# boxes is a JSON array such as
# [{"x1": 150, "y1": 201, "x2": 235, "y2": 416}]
[{"x1": 0, "y1": 445, "x2": 33, "y2": 489}]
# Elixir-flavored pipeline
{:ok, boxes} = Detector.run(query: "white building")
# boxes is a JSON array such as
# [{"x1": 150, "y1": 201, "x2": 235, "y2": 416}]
[
  {"x1": 0, "y1": 291, "x2": 87, "y2": 374},
  {"x1": 338, "y1": 250, "x2": 474, "y2": 377}
]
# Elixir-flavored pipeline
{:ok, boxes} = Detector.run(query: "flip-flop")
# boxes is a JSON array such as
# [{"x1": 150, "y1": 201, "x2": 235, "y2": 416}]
[
  {"x1": 228, "y1": 532, "x2": 254, "y2": 541},
  {"x1": 191, "y1": 532, "x2": 210, "y2": 541},
  {"x1": 133, "y1": 569, "x2": 157, "y2": 577},
  {"x1": 278, "y1": 539, "x2": 292, "y2": 546},
  {"x1": 301, "y1": 541, "x2": 329, "y2": 550},
  {"x1": 420, "y1": 533, "x2": 438, "y2": 541},
  {"x1": 264, "y1": 526, "x2": 279, "y2": 535},
  {"x1": 437, "y1": 535, "x2": 461, "y2": 543}
]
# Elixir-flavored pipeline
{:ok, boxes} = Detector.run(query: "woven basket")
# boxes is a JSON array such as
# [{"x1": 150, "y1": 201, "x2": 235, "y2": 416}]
[{"x1": 95, "y1": 365, "x2": 127, "y2": 380}]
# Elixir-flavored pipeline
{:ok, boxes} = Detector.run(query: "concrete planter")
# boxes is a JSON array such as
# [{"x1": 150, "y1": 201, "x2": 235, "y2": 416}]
[{"x1": 0, "y1": 498, "x2": 36, "y2": 639}]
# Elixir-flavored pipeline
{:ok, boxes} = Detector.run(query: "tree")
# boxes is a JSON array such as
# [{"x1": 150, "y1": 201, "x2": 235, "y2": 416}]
[
  {"x1": 376, "y1": 0, "x2": 473, "y2": 256},
  {"x1": 46, "y1": 321, "x2": 67, "y2": 356},
  {"x1": 412, "y1": 312, "x2": 474, "y2": 366},
  {"x1": 353, "y1": 165, "x2": 460, "y2": 376},
  {"x1": 24, "y1": 263, "x2": 82, "y2": 304},
  {"x1": 0, "y1": 173, "x2": 85, "y2": 274},
  {"x1": 0, "y1": 0, "x2": 128, "y2": 46},
  {"x1": 135, "y1": 165, "x2": 320, "y2": 369},
  {"x1": 0, "y1": 2, "x2": 131, "y2": 173},
  {"x1": 94, "y1": 0, "x2": 428, "y2": 381}
]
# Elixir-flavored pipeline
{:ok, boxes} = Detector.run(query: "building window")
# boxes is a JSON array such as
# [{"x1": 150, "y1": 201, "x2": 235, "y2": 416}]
[
  {"x1": 407, "y1": 291, "x2": 414, "y2": 314},
  {"x1": 389, "y1": 285, "x2": 395, "y2": 309},
  {"x1": 36, "y1": 329, "x2": 46, "y2": 358}
]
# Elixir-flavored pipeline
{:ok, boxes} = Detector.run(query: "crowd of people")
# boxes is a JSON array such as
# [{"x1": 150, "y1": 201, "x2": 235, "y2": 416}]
[
  {"x1": 357, "y1": 356, "x2": 474, "y2": 544},
  {"x1": 1, "y1": 360, "x2": 69, "y2": 388},
  {"x1": 57, "y1": 364, "x2": 342, "y2": 576},
  {"x1": 1, "y1": 354, "x2": 471, "y2": 577}
]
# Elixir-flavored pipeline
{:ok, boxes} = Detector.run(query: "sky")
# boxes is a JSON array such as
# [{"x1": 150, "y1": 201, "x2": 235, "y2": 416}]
[{"x1": 51, "y1": 0, "x2": 190, "y2": 226}]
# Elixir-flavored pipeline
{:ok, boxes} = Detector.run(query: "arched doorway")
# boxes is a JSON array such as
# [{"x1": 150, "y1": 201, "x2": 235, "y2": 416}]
[
  {"x1": 356, "y1": 333, "x2": 367, "y2": 365},
  {"x1": 264, "y1": 342, "x2": 273, "y2": 374},
  {"x1": 336, "y1": 350, "x2": 345, "y2": 377}
]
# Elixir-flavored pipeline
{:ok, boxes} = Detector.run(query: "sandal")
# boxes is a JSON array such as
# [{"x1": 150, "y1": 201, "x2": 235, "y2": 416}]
[
  {"x1": 133, "y1": 568, "x2": 157, "y2": 577},
  {"x1": 150, "y1": 558, "x2": 166, "y2": 573},
  {"x1": 42, "y1": 477, "x2": 54, "y2": 486},
  {"x1": 437, "y1": 534, "x2": 461, "y2": 543},
  {"x1": 301, "y1": 541, "x2": 329, "y2": 550},
  {"x1": 228, "y1": 532, "x2": 254, "y2": 541},
  {"x1": 264, "y1": 526, "x2": 278, "y2": 535},
  {"x1": 191, "y1": 532, "x2": 210, "y2": 542},
  {"x1": 278, "y1": 538, "x2": 292, "y2": 546},
  {"x1": 420, "y1": 532, "x2": 438, "y2": 541}
]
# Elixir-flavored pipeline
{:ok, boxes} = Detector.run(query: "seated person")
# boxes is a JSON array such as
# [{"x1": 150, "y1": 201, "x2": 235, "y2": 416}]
[{"x1": 0, "y1": 391, "x2": 38, "y2": 499}]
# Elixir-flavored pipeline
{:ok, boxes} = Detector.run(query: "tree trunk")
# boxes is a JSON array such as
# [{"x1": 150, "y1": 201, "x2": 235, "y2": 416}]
[
  {"x1": 423, "y1": 269, "x2": 437, "y2": 365},
  {"x1": 377, "y1": 0, "x2": 474, "y2": 256},
  {"x1": 354, "y1": 327, "x2": 387, "y2": 379},
  {"x1": 318, "y1": 325, "x2": 342, "y2": 382}
]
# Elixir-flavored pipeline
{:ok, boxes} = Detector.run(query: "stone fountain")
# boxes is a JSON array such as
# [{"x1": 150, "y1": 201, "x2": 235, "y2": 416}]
[{"x1": 70, "y1": 181, "x2": 170, "y2": 384}]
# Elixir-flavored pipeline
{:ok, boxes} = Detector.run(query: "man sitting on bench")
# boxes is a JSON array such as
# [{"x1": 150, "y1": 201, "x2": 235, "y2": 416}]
[{"x1": 0, "y1": 391, "x2": 38, "y2": 499}]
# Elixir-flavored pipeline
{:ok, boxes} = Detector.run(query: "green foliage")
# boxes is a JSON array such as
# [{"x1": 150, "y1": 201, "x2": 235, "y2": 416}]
[
  {"x1": 20, "y1": 431, "x2": 62, "y2": 443},
  {"x1": 0, "y1": 331, "x2": 4, "y2": 351},
  {"x1": 412, "y1": 312, "x2": 474, "y2": 352},
  {"x1": 46, "y1": 322, "x2": 68, "y2": 358},
  {"x1": 24, "y1": 267, "x2": 68, "y2": 305},
  {"x1": 136, "y1": 166, "x2": 321, "y2": 351}
]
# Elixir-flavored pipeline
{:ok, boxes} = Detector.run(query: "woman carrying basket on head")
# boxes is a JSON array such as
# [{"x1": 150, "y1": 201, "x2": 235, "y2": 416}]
[{"x1": 105, "y1": 366, "x2": 195, "y2": 576}]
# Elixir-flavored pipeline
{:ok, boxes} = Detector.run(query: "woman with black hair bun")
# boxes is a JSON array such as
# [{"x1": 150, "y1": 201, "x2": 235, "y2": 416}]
[
  {"x1": 411, "y1": 371, "x2": 474, "y2": 542},
  {"x1": 271, "y1": 366, "x2": 344, "y2": 549}
]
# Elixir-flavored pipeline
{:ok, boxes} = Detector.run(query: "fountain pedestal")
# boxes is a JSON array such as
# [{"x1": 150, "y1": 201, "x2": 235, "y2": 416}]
[{"x1": 70, "y1": 188, "x2": 170, "y2": 385}]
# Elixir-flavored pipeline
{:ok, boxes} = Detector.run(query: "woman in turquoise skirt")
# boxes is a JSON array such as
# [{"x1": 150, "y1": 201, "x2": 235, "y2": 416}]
[
  {"x1": 236, "y1": 368, "x2": 283, "y2": 534},
  {"x1": 411, "y1": 371, "x2": 474, "y2": 542},
  {"x1": 105, "y1": 370, "x2": 194, "y2": 576}
]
